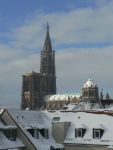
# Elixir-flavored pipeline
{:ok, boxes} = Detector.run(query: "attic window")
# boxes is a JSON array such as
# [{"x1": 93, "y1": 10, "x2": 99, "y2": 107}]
[
  {"x1": 50, "y1": 146, "x2": 64, "y2": 150},
  {"x1": 93, "y1": 129, "x2": 104, "y2": 139},
  {"x1": 75, "y1": 128, "x2": 86, "y2": 138},
  {"x1": 27, "y1": 129, "x2": 39, "y2": 139},
  {"x1": 39, "y1": 129, "x2": 49, "y2": 139},
  {"x1": 34, "y1": 129, "x2": 39, "y2": 139},
  {"x1": 53, "y1": 117, "x2": 60, "y2": 121},
  {"x1": 3, "y1": 129, "x2": 16, "y2": 141}
]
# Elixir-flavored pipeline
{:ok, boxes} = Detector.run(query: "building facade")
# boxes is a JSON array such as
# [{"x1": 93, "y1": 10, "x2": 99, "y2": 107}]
[{"x1": 21, "y1": 24, "x2": 56, "y2": 110}]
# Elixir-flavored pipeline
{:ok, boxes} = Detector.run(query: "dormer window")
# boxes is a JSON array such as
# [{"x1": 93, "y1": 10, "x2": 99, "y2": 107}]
[
  {"x1": 53, "y1": 117, "x2": 60, "y2": 121},
  {"x1": 77, "y1": 129, "x2": 82, "y2": 137},
  {"x1": 75, "y1": 128, "x2": 86, "y2": 138},
  {"x1": 34, "y1": 129, "x2": 39, "y2": 139},
  {"x1": 27, "y1": 129, "x2": 39, "y2": 139},
  {"x1": 3, "y1": 129, "x2": 16, "y2": 141},
  {"x1": 39, "y1": 129, "x2": 49, "y2": 139},
  {"x1": 93, "y1": 129, "x2": 104, "y2": 139},
  {"x1": 10, "y1": 129, "x2": 16, "y2": 140}
]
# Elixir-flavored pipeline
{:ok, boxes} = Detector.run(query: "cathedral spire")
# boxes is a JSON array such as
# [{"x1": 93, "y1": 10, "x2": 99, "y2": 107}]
[
  {"x1": 47, "y1": 22, "x2": 49, "y2": 31},
  {"x1": 100, "y1": 90, "x2": 103, "y2": 100},
  {"x1": 40, "y1": 24, "x2": 56, "y2": 94},
  {"x1": 106, "y1": 92, "x2": 110, "y2": 99},
  {"x1": 43, "y1": 23, "x2": 52, "y2": 51}
]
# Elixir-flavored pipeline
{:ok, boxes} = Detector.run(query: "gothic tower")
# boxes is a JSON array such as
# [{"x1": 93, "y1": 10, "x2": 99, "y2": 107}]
[
  {"x1": 40, "y1": 24, "x2": 56, "y2": 94},
  {"x1": 21, "y1": 24, "x2": 56, "y2": 110},
  {"x1": 21, "y1": 72, "x2": 42, "y2": 110}
]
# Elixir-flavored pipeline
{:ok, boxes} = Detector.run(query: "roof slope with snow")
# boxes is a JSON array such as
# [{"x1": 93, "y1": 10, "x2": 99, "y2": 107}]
[
  {"x1": 7, "y1": 109, "x2": 63, "y2": 150},
  {"x1": 45, "y1": 93, "x2": 80, "y2": 101},
  {"x1": 7, "y1": 109, "x2": 48, "y2": 129},
  {"x1": 4, "y1": 109, "x2": 113, "y2": 149},
  {"x1": 0, "y1": 119, "x2": 25, "y2": 150},
  {"x1": 45, "y1": 110, "x2": 113, "y2": 147},
  {"x1": 0, "y1": 131, "x2": 25, "y2": 150}
]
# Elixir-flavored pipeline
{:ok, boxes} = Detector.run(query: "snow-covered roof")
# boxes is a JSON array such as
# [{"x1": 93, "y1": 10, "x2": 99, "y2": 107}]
[
  {"x1": 7, "y1": 109, "x2": 63, "y2": 150},
  {"x1": 7, "y1": 109, "x2": 49, "y2": 129},
  {"x1": 0, "y1": 109, "x2": 4, "y2": 114},
  {"x1": 0, "y1": 125, "x2": 17, "y2": 130},
  {"x1": 83, "y1": 78, "x2": 97, "y2": 88},
  {"x1": 63, "y1": 103, "x2": 78, "y2": 111},
  {"x1": 3, "y1": 108, "x2": 113, "y2": 149},
  {"x1": 0, "y1": 119, "x2": 17, "y2": 129},
  {"x1": 62, "y1": 100, "x2": 103, "y2": 111},
  {"x1": 45, "y1": 111, "x2": 113, "y2": 146},
  {"x1": 0, "y1": 118, "x2": 24, "y2": 150},
  {"x1": 0, "y1": 131, "x2": 25, "y2": 150},
  {"x1": 45, "y1": 93, "x2": 80, "y2": 101}
]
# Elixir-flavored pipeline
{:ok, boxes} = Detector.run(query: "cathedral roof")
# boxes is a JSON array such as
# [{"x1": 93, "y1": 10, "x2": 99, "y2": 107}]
[{"x1": 83, "y1": 78, "x2": 97, "y2": 88}]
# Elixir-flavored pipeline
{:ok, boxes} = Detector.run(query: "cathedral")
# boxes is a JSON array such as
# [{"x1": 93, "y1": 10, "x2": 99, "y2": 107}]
[
  {"x1": 21, "y1": 24, "x2": 56, "y2": 110},
  {"x1": 21, "y1": 25, "x2": 113, "y2": 111}
]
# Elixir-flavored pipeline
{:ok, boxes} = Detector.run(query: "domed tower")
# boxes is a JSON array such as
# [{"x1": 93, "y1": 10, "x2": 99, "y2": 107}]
[{"x1": 82, "y1": 78, "x2": 99, "y2": 102}]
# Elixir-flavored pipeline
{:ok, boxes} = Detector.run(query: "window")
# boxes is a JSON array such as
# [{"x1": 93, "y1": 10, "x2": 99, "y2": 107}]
[
  {"x1": 39, "y1": 129, "x2": 49, "y2": 139},
  {"x1": 93, "y1": 129, "x2": 104, "y2": 139},
  {"x1": 77, "y1": 129, "x2": 82, "y2": 137},
  {"x1": 10, "y1": 129, "x2": 16, "y2": 140},
  {"x1": 27, "y1": 129, "x2": 39, "y2": 139},
  {"x1": 3, "y1": 129, "x2": 16, "y2": 141},
  {"x1": 44, "y1": 129, "x2": 49, "y2": 139},
  {"x1": 27, "y1": 129, "x2": 34, "y2": 137},
  {"x1": 89, "y1": 91, "x2": 94, "y2": 96},
  {"x1": 50, "y1": 146, "x2": 64, "y2": 150},
  {"x1": 75, "y1": 128, "x2": 86, "y2": 138},
  {"x1": 34, "y1": 129, "x2": 39, "y2": 139},
  {"x1": 53, "y1": 117, "x2": 60, "y2": 121}
]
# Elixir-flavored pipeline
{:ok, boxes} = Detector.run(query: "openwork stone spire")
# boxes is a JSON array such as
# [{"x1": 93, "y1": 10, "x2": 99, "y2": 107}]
[
  {"x1": 43, "y1": 23, "x2": 52, "y2": 51},
  {"x1": 40, "y1": 23, "x2": 56, "y2": 94}
]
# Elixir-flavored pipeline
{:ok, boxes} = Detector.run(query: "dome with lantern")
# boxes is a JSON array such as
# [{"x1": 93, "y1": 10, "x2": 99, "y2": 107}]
[{"x1": 83, "y1": 78, "x2": 97, "y2": 88}]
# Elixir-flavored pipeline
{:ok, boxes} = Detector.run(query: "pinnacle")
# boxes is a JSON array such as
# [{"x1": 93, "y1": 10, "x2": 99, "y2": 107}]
[{"x1": 43, "y1": 23, "x2": 52, "y2": 51}]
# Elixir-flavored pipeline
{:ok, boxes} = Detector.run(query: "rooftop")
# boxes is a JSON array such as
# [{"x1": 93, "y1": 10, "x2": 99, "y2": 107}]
[{"x1": 83, "y1": 78, "x2": 97, "y2": 88}]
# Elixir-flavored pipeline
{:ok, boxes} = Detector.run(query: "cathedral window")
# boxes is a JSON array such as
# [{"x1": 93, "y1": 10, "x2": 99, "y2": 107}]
[
  {"x1": 85, "y1": 91, "x2": 88, "y2": 97},
  {"x1": 89, "y1": 91, "x2": 94, "y2": 96}
]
